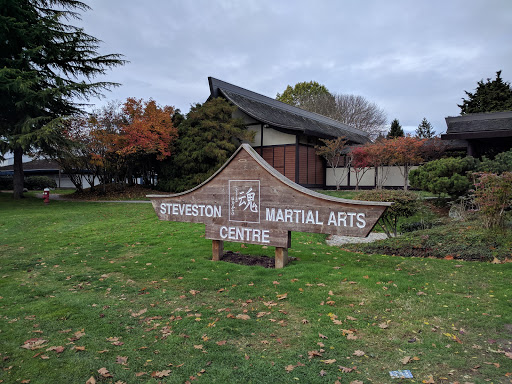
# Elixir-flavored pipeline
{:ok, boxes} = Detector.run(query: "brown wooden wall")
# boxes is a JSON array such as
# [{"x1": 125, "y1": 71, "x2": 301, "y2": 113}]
[{"x1": 255, "y1": 144, "x2": 325, "y2": 187}]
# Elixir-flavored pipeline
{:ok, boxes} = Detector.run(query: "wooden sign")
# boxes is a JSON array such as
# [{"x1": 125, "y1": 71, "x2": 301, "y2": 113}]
[{"x1": 148, "y1": 144, "x2": 391, "y2": 268}]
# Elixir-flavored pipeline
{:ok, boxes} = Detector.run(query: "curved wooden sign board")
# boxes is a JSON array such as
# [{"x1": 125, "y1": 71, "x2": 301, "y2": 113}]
[{"x1": 148, "y1": 144, "x2": 391, "y2": 268}]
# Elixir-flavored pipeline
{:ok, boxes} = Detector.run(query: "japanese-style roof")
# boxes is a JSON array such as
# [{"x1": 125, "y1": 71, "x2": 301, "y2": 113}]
[
  {"x1": 208, "y1": 77, "x2": 371, "y2": 144},
  {"x1": 442, "y1": 111, "x2": 512, "y2": 140},
  {"x1": 0, "y1": 159, "x2": 60, "y2": 172}
]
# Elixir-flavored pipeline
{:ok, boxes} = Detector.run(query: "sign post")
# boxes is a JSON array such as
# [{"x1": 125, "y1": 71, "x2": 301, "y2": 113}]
[{"x1": 148, "y1": 144, "x2": 391, "y2": 268}]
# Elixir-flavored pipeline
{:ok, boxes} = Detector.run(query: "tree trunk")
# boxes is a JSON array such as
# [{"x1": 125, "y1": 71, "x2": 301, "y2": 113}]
[
  {"x1": 13, "y1": 146, "x2": 24, "y2": 199},
  {"x1": 403, "y1": 165, "x2": 409, "y2": 191}
]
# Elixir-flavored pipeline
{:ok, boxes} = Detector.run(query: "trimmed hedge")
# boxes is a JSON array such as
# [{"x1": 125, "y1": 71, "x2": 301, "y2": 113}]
[
  {"x1": 0, "y1": 176, "x2": 13, "y2": 190},
  {"x1": 25, "y1": 176, "x2": 57, "y2": 190},
  {"x1": 355, "y1": 189, "x2": 419, "y2": 237}
]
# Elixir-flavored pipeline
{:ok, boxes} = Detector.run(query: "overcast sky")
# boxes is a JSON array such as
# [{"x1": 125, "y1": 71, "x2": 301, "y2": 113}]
[{"x1": 76, "y1": 0, "x2": 512, "y2": 135}]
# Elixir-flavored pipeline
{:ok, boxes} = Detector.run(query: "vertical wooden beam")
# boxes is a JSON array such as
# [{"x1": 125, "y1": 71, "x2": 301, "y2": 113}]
[
  {"x1": 275, "y1": 247, "x2": 289, "y2": 269},
  {"x1": 295, "y1": 136, "x2": 300, "y2": 184},
  {"x1": 212, "y1": 240, "x2": 223, "y2": 261}
]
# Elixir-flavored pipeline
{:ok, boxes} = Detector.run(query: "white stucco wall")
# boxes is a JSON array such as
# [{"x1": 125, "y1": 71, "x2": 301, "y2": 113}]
[
  {"x1": 247, "y1": 126, "x2": 296, "y2": 146},
  {"x1": 325, "y1": 166, "x2": 418, "y2": 188}
]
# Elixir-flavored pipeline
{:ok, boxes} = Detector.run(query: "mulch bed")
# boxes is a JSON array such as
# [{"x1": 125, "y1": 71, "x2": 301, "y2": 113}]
[{"x1": 220, "y1": 251, "x2": 278, "y2": 268}]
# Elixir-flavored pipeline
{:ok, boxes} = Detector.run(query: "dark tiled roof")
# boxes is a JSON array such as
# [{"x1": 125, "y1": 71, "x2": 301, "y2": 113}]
[
  {"x1": 0, "y1": 159, "x2": 60, "y2": 171},
  {"x1": 445, "y1": 111, "x2": 512, "y2": 134},
  {"x1": 208, "y1": 77, "x2": 371, "y2": 144}
]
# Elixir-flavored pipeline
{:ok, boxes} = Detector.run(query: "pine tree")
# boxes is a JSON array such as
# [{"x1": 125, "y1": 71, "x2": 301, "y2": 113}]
[
  {"x1": 0, "y1": 0, "x2": 126, "y2": 198},
  {"x1": 458, "y1": 70, "x2": 512, "y2": 115},
  {"x1": 415, "y1": 118, "x2": 436, "y2": 138},
  {"x1": 387, "y1": 118, "x2": 404, "y2": 138},
  {"x1": 161, "y1": 98, "x2": 255, "y2": 192}
]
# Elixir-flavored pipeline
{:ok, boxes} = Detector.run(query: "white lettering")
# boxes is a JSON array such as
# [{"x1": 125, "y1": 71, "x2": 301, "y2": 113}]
[
  {"x1": 305, "y1": 210, "x2": 315, "y2": 224},
  {"x1": 160, "y1": 203, "x2": 166, "y2": 214},
  {"x1": 338, "y1": 212, "x2": 347, "y2": 227},
  {"x1": 315, "y1": 211, "x2": 323, "y2": 225},
  {"x1": 347, "y1": 212, "x2": 356, "y2": 227},
  {"x1": 266, "y1": 208, "x2": 276, "y2": 221},
  {"x1": 217, "y1": 226, "x2": 271, "y2": 244},
  {"x1": 327, "y1": 211, "x2": 336, "y2": 226},
  {"x1": 356, "y1": 213, "x2": 366, "y2": 228},
  {"x1": 276, "y1": 209, "x2": 284, "y2": 222}
]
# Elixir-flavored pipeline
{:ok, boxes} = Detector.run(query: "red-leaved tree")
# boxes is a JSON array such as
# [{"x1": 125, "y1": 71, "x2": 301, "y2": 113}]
[
  {"x1": 116, "y1": 98, "x2": 178, "y2": 186},
  {"x1": 348, "y1": 146, "x2": 371, "y2": 190},
  {"x1": 387, "y1": 136, "x2": 426, "y2": 190}
]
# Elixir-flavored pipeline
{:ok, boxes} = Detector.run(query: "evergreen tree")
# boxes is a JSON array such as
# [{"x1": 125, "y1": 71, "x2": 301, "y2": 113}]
[
  {"x1": 415, "y1": 118, "x2": 436, "y2": 138},
  {"x1": 0, "y1": 0, "x2": 126, "y2": 198},
  {"x1": 458, "y1": 70, "x2": 512, "y2": 114},
  {"x1": 387, "y1": 118, "x2": 404, "y2": 138},
  {"x1": 160, "y1": 98, "x2": 255, "y2": 192}
]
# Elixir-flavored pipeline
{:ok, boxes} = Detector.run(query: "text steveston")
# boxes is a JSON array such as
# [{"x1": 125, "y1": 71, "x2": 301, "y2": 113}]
[{"x1": 159, "y1": 203, "x2": 367, "y2": 244}]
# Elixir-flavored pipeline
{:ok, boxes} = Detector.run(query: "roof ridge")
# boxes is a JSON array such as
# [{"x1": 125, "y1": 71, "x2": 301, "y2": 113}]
[{"x1": 208, "y1": 77, "x2": 369, "y2": 138}]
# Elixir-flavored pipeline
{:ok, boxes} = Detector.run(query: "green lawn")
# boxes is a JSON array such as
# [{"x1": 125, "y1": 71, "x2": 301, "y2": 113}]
[{"x1": 0, "y1": 193, "x2": 511, "y2": 383}]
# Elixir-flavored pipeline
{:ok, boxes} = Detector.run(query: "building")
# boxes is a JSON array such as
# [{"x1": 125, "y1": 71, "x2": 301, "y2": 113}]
[
  {"x1": 441, "y1": 111, "x2": 512, "y2": 157},
  {"x1": 208, "y1": 77, "x2": 371, "y2": 188}
]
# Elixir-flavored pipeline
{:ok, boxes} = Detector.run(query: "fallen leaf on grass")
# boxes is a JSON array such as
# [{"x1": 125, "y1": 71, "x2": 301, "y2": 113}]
[
  {"x1": 319, "y1": 333, "x2": 328, "y2": 339},
  {"x1": 236, "y1": 314, "x2": 251, "y2": 320},
  {"x1": 131, "y1": 308, "x2": 147, "y2": 317},
  {"x1": 151, "y1": 370, "x2": 171, "y2": 378},
  {"x1": 423, "y1": 376, "x2": 435, "y2": 383},
  {"x1": 98, "y1": 367, "x2": 112, "y2": 378},
  {"x1": 216, "y1": 340, "x2": 227, "y2": 346},
  {"x1": 193, "y1": 345, "x2": 203, "y2": 350},
  {"x1": 46, "y1": 346, "x2": 64, "y2": 353},
  {"x1": 379, "y1": 322, "x2": 389, "y2": 329},
  {"x1": 322, "y1": 359, "x2": 336, "y2": 364},
  {"x1": 69, "y1": 330, "x2": 85, "y2": 341},
  {"x1": 189, "y1": 290, "x2": 200, "y2": 296},
  {"x1": 346, "y1": 316, "x2": 357, "y2": 321},
  {"x1": 86, "y1": 377, "x2": 96, "y2": 384},
  {"x1": 308, "y1": 350, "x2": 323, "y2": 359},
  {"x1": 339, "y1": 366, "x2": 354, "y2": 373},
  {"x1": 285, "y1": 364, "x2": 295, "y2": 372},
  {"x1": 401, "y1": 356, "x2": 411, "y2": 365},
  {"x1": 350, "y1": 381, "x2": 363, "y2": 384},
  {"x1": 116, "y1": 356, "x2": 128, "y2": 365},
  {"x1": 276, "y1": 293, "x2": 288, "y2": 300},
  {"x1": 353, "y1": 350, "x2": 365, "y2": 357},
  {"x1": 21, "y1": 338, "x2": 47, "y2": 350},
  {"x1": 346, "y1": 333, "x2": 357, "y2": 340},
  {"x1": 319, "y1": 369, "x2": 327, "y2": 376}
]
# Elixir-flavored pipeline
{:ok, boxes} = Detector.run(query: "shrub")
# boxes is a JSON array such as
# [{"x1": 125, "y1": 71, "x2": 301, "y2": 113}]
[
  {"x1": 477, "y1": 149, "x2": 512, "y2": 174},
  {"x1": 355, "y1": 189, "x2": 419, "y2": 237},
  {"x1": 400, "y1": 219, "x2": 443, "y2": 233},
  {"x1": 24, "y1": 176, "x2": 57, "y2": 190},
  {"x1": 472, "y1": 172, "x2": 512, "y2": 228},
  {"x1": 0, "y1": 176, "x2": 13, "y2": 190},
  {"x1": 409, "y1": 157, "x2": 477, "y2": 197}
]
